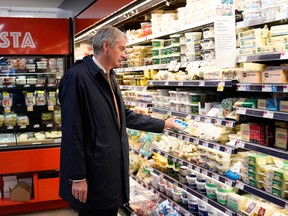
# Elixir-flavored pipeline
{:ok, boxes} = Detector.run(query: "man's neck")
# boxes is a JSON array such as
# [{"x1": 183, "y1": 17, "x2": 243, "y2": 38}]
[{"x1": 94, "y1": 54, "x2": 110, "y2": 73}]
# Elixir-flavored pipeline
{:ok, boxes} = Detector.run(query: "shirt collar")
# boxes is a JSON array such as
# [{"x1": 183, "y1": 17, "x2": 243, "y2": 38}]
[{"x1": 92, "y1": 56, "x2": 107, "y2": 74}]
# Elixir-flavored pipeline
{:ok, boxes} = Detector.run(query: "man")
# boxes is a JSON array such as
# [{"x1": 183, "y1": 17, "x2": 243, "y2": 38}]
[{"x1": 59, "y1": 26, "x2": 179, "y2": 216}]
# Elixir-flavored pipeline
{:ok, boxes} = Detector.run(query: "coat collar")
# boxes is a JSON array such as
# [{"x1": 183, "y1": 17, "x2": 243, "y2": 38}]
[{"x1": 83, "y1": 55, "x2": 116, "y2": 78}]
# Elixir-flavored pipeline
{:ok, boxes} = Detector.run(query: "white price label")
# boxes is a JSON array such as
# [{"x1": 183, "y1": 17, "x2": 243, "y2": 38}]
[
  {"x1": 202, "y1": 170, "x2": 208, "y2": 176},
  {"x1": 185, "y1": 212, "x2": 191, "y2": 216},
  {"x1": 46, "y1": 124, "x2": 53, "y2": 128},
  {"x1": 214, "y1": 144, "x2": 220, "y2": 151},
  {"x1": 193, "y1": 139, "x2": 199, "y2": 145},
  {"x1": 20, "y1": 125, "x2": 26, "y2": 129},
  {"x1": 199, "y1": 81, "x2": 205, "y2": 86},
  {"x1": 194, "y1": 167, "x2": 200, "y2": 173},
  {"x1": 226, "y1": 121, "x2": 234, "y2": 128},
  {"x1": 202, "y1": 197, "x2": 208, "y2": 203},
  {"x1": 224, "y1": 147, "x2": 233, "y2": 154},
  {"x1": 164, "y1": 153, "x2": 169, "y2": 158},
  {"x1": 215, "y1": 118, "x2": 222, "y2": 126},
  {"x1": 34, "y1": 124, "x2": 40, "y2": 128},
  {"x1": 237, "y1": 84, "x2": 246, "y2": 91},
  {"x1": 164, "y1": 81, "x2": 169, "y2": 86},
  {"x1": 172, "y1": 158, "x2": 177, "y2": 162},
  {"x1": 195, "y1": 116, "x2": 201, "y2": 121},
  {"x1": 280, "y1": 51, "x2": 288, "y2": 60},
  {"x1": 263, "y1": 111, "x2": 274, "y2": 119},
  {"x1": 167, "y1": 111, "x2": 172, "y2": 116},
  {"x1": 188, "y1": 164, "x2": 192, "y2": 169},
  {"x1": 178, "y1": 81, "x2": 183, "y2": 86},
  {"x1": 178, "y1": 135, "x2": 183, "y2": 140},
  {"x1": 7, "y1": 126, "x2": 13, "y2": 130},
  {"x1": 175, "y1": 205, "x2": 180, "y2": 211},
  {"x1": 236, "y1": 107, "x2": 246, "y2": 115},
  {"x1": 155, "y1": 192, "x2": 160, "y2": 197},
  {"x1": 262, "y1": 85, "x2": 272, "y2": 92},
  {"x1": 185, "y1": 137, "x2": 190, "y2": 142},
  {"x1": 212, "y1": 174, "x2": 220, "y2": 181},
  {"x1": 204, "y1": 117, "x2": 210, "y2": 123},
  {"x1": 225, "y1": 209, "x2": 234, "y2": 216},
  {"x1": 202, "y1": 141, "x2": 208, "y2": 147},
  {"x1": 217, "y1": 81, "x2": 225, "y2": 91},
  {"x1": 178, "y1": 160, "x2": 183, "y2": 165},
  {"x1": 283, "y1": 85, "x2": 288, "y2": 93},
  {"x1": 236, "y1": 181, "x2": 244, "y2": 190},
  {"x1": 285, "y1": 202, "x2": 288, "y2": 209},
  {"x1": 226, "y1": 180, "x2": 233, "y2": 187},
  {"x1": 32, "y1": 142, "x2": 42, "y2": 145},
  {"x1": 236, "y1": 140, "x2": 245, "y2": 148},
  {"x1": 238, "y1": 55, "x2": 247, "y2": 62}
]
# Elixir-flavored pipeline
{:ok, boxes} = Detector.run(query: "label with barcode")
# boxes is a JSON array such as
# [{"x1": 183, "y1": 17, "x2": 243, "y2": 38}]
[
  {"x1": 263, "y1": 111, "x2": 274, "y2": 119},
  {"x1": 33, "y1": 124, "x2": 40, "y2": 128},
  {"x1": 214, "y1": 144, "x2": 220, "y2": 151},
  {"x1": 20, "y1": 125, "x2": 26, "y2": 129},
  {"x1": 202, "y1": 170, "x2": 208, "y2": 176},
  {"x1": 225, "y1": 209, "x2": 234, "y2": 216},
  {"x1": 7, "y1": 126, "x2": 13, "y2": 130},
  {"x1": 236, "y1": 107, "x2": 246, "y2": 115},
  {"x1": 226, "y1": 121, "x2": 234, "y2": 127},
  {"x1": 178, "y1": 160, "x2": 183, "y2": 165},
  {"x1": 236, "y1": 181, "x2": 244, "y2": 190},
  {"x1": 178, "y1": 81, "x2": 183, "y2": 86},
  {"x1": 262, "y1": 85, "x2": 272, "y2": 92},
  {"x1": 237, "y1": 84, "x2": 246, "y2": 91},
  {"x1": 199, "y1": 81, "x2": 205, "y2": 86}
]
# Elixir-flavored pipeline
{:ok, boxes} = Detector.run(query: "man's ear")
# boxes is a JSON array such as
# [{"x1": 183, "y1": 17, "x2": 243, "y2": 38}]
[{"x1": 103, "y1": 40, "x2": 109, "y2": 52}]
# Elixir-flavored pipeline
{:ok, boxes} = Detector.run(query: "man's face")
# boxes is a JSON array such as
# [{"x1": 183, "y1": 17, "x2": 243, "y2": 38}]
[{"x1": 107, "y1": 37, "x2": 127, "y2": 68}]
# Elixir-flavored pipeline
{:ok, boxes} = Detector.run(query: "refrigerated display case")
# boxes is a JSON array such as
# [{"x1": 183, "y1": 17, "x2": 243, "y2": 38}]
[{"x1": 0, "y1": 17, "x2": 73, "y2": 215}]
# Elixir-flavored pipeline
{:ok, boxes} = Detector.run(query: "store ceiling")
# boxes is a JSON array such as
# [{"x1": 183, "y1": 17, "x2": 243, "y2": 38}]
[{"x1": 0, "y1": 0, "x2": 64, "y2": 8}]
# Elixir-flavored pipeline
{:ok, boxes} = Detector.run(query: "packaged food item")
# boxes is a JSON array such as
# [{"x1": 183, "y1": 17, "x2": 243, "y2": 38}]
[
  {"x1": 42, "y1": 112, "x2": 53, "y2": 122},
  {"x1": 47, "y1": 91, "x2": 56, "y2": 107},
  {"x1": 0, "y1": 114, "x2": 4, "y2": 126},
  {"x1": 35, "y1": 91, "x2": 46, "y2": 106},
  {"x1": 2, "y1": 92, "x2": 13, "y2": 107},
  {"x1": 4, "y1": 113, "x2": 17, "y2": 127},
  {"x1": 53, "y1": 110, "x2": 61, "y2": 124},
  {"x1": 25, "y1": 92, "x2": 35, "y2": 107},
  {"x1": 17, "y1": 115, "x2": 29, "y2": 126}
]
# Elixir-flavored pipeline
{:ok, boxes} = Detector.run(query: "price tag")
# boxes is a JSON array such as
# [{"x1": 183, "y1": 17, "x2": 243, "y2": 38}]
[
  {"x1": 202, "y1": 170, "x2": 208, "y2": 176},
  {"x1": 185, "y1": 137, "x2": 190, "y2": 142},
  {"x1": 235, "y1": 140, "x2": 245, "y2": 148},
  {"x1": 193, "y1": 139, "x2": 199, "y2": 145},
  {"x1": 237, "y1": 84, "x2": 246, "y2": 91},
  {"x1": 7, "y1": 126, "x2": 13, "y2": 130},
  {"x1": 27, "y1": 106, "x2": 33, "y2": 112},
  {"x1": 214, "y1": 144, "x2": 220, "y2": 151},
  {"x1": 178, "y1": 81, "x2": 183, "y2": 86},
  {"x1": 167, "y1": 111, "x2": 172, "y2": 116},
  {"x1": 225, "y1": 179, "x2": 233, "y2": 187},
  {"x1": 175, "y1": 205, "x2": 180, "y2": 211},
  {"x1": 32, "y1": 142, "x2": 42, "y2": 145},
  {"x1": 187, "y1": 164, "x2": 192, "y2": 169},
  {"x1": 215, "y1": 118, "x2": 222, "y2": 126},
  {"x1": 164, "y1": 81, "x2": 169, "y2": 86},
  {"x1": 225, "y1": 209, "x2": 234, "y2": 216},
  {"x1": 280, "y1": 51, "x2": 288, "y2": 60},
  {"x1": 285, "y1": 202, "x2": 288, "y2": 209},
  {"x1": 217, "y1": 81, "x2": 225, "y2": 91},
  {"x1": 0, "y1": 144, "x2": 8, "y2": 147},
  {"x1": 172, "y1": 158, "x2": 177, "y2": 162},
  {"x1": 262, "y1": 85, "x2": 272, "y2": 92},
  {"x1": 212, "y1": 174, "x2": 220, "y2": 181},
  {"x1": 204, "y1": 117, "x2": 211, "y2": 123},
  {"x1": 199, "y1": 81, "x2": 205, "y2": 86},
  {"x1": 195, "y1": 116, "x2": 201, "y2": 121},
  {"x1": 155, "y1": 191, "x2": 160, "y2": 197},
  {"x1": 178, "y1": 135, "x2": 183, "y2": 140},
  {"x1": 237, "y1": 55, "x2": 247, "y2": 63},
  {"x1": 164, "y1": 153, "x2": 168, "y2": 158},
  {"x1": 202, "y1": 141, "x2": 208, "y2": 147},
  {"x1": 168, "y1": 60, "x2": 178, "y2": 71},
  {"x1": 283, "y1": 85, "x2": 288, "y2": 93},
  {"x1": 178, "y1": 160, "x2": 183, "y2": 165},
  {"x1": 185, "y1": 212, "x2": 190, "y2": 216},
  {"x1": 46, "y1": 124, "x2": 53, "y2": 128},
  {"x1": 236, "y1": 181, "x2": 244, "y2": 190},
  {"x1": 194, "y1": 167, "x2": 200, "y2": 173},
  {"x1": 263, "y1": 111, "x2": 274, "y2": 119},
  {"x1": 225, "y1": 121, "x2": 234, "y2": 128},
  {"x1": 236, "y1": 107, "x2": 246, "y2": 115},
  {"x1": 224, "y1": 147, "x2": 233, "y2": 154},
  {"x1": 202, "y1": 197, "x2": 208, "y2": 203},
  {"x1": 20, "y1": 125, "x2": 26, "y2": 129},
  {"x1": 33, "y1": 124, "x2": 40, "y2": 128}
]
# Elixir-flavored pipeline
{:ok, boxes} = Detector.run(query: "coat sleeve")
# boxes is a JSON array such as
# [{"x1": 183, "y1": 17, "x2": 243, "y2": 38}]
[
  {"x1": 125, "y1": 107, "x2": 165, "y2": 133},
  {"x1": 59, "y1": 68, "x2": 87, "y2": 181}
]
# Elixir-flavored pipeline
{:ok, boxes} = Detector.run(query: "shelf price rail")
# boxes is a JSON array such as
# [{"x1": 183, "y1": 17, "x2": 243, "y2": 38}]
[
  {"x1": 129, "y1": 174, "x2": 194, "y2": 216},
  {"x1": 151, "y1": 108, "x2": 237, "y2": 128},
  {"x1": 235, "y1": 140, "x2": 288, "y2": 160},
  {"x1": 149, "y1": 168, "x2": 237, "y2": 216},
  {"x1": 236, "y1": 107, "x2": 288, "y2": 121}
]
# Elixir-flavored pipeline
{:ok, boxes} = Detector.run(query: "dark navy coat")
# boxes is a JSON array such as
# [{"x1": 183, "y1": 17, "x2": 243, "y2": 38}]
[{"x1": 59, "y1": 55, "x2": 165, "y2": 209}]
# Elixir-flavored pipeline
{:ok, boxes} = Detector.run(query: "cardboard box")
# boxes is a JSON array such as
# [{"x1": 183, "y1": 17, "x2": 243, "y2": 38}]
[{"x1": 10, "y1": 181, "x2": 32, "y2": 202}]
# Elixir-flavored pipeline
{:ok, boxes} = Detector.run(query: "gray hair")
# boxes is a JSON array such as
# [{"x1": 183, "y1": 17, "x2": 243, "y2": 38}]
[{"x1": 92, "y1": 26, "x2": 127, "y2": 55}]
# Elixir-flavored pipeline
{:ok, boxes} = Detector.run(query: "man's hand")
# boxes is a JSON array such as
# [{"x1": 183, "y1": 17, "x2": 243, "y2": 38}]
[
  {"x1": 72, "y1": 180, "x2": 88, "y2": 203},
  {"x1": 164, "y1": 117, "x2": 181, "y2": 130}
]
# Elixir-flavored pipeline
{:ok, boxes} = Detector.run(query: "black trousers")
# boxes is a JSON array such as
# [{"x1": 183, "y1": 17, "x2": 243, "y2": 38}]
[{"x1": 78, "y1": 208, "x2": 119, "y2": 216}]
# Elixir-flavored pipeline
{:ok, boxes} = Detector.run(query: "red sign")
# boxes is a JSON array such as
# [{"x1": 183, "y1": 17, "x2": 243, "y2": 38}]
[{"x1": 0, "y1": 17, "x2": 70, "y2": 55}]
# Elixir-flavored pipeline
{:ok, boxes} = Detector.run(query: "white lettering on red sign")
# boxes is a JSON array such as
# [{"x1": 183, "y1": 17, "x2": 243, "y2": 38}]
[{"x1": 0, "y1": 32, "x2": 36, "y2": 48}]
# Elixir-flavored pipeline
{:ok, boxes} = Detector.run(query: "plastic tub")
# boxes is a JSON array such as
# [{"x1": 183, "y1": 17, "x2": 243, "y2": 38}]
[
  {"x1": 181, "y1": 196, "x2": 188, "y2": 206},
  {"x1": 170, "y1": 45, "x2": 181, "y2": 55},
  {"x1": 188, "y1": 196, "x2": 199, "y2": 213},
  {"x1": 203, "y1": 27, "x2": 214, "y2": 39},
  {"x1": 178, "y1": 92, "x2": 191, "y2": 103},
  {"x1": 178, "y1": 174, "x2": 187, "y2": 184},
  {"x1": 205, "y1": 184, "x2": 217, "y2": 199},
  {"x1": 215, "y1": 189, "x2": 230, "y2": 205},
  {"x1": 158, "y1": 182, "x2": 166, "y2": 193},
  {"x1": 172, "y1": 190, "x2": 182, "y2": 203},
  {"x1": 198, "y1": 199, "x2": 208, "y2": 216},
  {"x1": 186, "y1": 175, "x2": 197, "y2": 188},
  {"x1": 179, "y1": 166, "x2": 188, "y2": 176},
  {"x1": 170, "y1": 34, "x2": 181, "y2": 44},
  {"x1": 185, "y1": 32, "x2": 202, "y2": 42},
  {"x1": 165, "y1": 186, "x2": 173, "y2": 198},
  {"x1": 203, "y1": 38, "x2": 215, "y2": 50},
  {"x1": 186, "y1": 41, "x2": 196, "y2": 53},
  {"x1": 152, "y1": 48, "x2": 161, "y2": 57},
  {"x1": 196, "y1": 179, "x2": 206, "y2": 193},
  {"x1": 180, "y1": 44, "x2": 187, "y2": 54},
  {"x1": 204, "y1": 49, "x2": 215, "y2": 60},
  {"x1": 152, "y1": 57, "x2": 160, "y2": 65},
  {"x1": 151, "y1": 39, "x2": 165, "y2": 48}
]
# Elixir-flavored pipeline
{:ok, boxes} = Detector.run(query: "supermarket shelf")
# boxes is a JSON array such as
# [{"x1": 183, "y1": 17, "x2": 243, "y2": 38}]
[
  {"x1": 0, "y1": 84, "x2": 57, "y2": 90},
  {"x1": 126, "y1": 19, "x2": 214, "y2": 47},
  {"x1": 163, "y1": 129, "x2": 236, "y2": 154},
  {"x1": 119, "y1": 85, "x2": 148, "y2": 91},
  {"x1": 149, "y1": 168, "x2": 237, "y2": 216},
  {"x1": 0, "y1": 143, "x2": 61, "y2": 152},
  {"x1": 0, "y1": 123, "x2": 60, "y2": 133},
  {"x1": 235, "y1": 139, "x2": 288, "y2": 160},
  {"x1": 129, "y1": 174, "x2": 194, "y2": 216},
  {"x1": 148, "y1": 80, "x2": 233, "y2": 87},
  {"x1": 115, "y1": 64, "x2": 169, "y2": 72},
  {"x1": 124, "y1": 101, "x2": 152, "y2": 107},
  {"x1": 235, "y1": 181, "x2": 288, "y2": 209},
  {"x1": 236, "y1": 83, "x2": 288, "y2": 92},
  {"x1": 129, "y1": 148, "x2": 150, "y2": 159},
  {"x1": 150, "y1": 147, "x2": 236, "y2": 187},
  {"x1": 235, "y1": 107, "x2": 288, "y2": 121},
  {"x1": 236, "y1": 14, "x2": 288, "y2": 28},
  {"x1": 236, "y1": 52, "x2": 288, "y2": 63},
  {"x1": 151, "y1": 107, "x2": 237, "y2": 128}
]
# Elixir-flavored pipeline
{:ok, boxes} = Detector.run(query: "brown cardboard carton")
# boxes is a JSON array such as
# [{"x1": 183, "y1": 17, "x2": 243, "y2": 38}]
[{"x1": 10, "y1": 181, "x2": 32, "y2": 202}]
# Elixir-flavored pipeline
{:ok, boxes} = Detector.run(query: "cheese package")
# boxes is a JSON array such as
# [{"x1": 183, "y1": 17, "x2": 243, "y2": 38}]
[
  {"x1": 238, "y1": 48, "x2": 257, "y2": 55},
  {"x1": 256, "y1": 44, "x2": 287, "y2": 54},
  {"x1": 270, "y1": 24, "x2": 288, "y2": 37},
  {"x1": 239, "y1": 38, "x2": 266, "y2": 49},
  {"x1": 240, "y1": 71, "x2": 262, "y2": 83},
  {"x1": 266, "y1": 35, "x2": 288, "y2": 46},
  {"x1": 238, "y1": 28, "x2": 270, "y2": 40},
  {"x1": 275, "y1": 127, "x2": 288, "y2": 150},
  {"x1": 262, "y1": 69, "x2": 288, "y2": 83},
  {"x1": 253, "y1": 202, "x2": 277, "y2": 216},
  {"x1": 240, "y1": 199, "x2": 258, "y2": 216},
  {"x1": 240, "y1": 123, "x2": 250, "y2": 142},
  {"x1": 279, "y1": 100, "x2": 288, "y2": 112},
  {"x1": 273, "y1": 168, "x2": 288, "y2": 181},
  {"x1": 248, "y1": 154, "x2": 269, "y2": 165}
]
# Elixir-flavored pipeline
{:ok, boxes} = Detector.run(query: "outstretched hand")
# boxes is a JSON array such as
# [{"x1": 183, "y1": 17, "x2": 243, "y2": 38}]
[{"x1": 164, "y1": 117, "x2": 181, "y2": 130}]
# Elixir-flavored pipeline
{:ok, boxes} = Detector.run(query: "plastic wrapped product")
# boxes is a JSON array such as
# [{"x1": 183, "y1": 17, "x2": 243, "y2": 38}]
[
  {"x1": 25, "y1": 92, "x2": 35, "y2": 107},
  {"x1": 34, "y1": 91, "x2": 46, "y2": 106}
]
